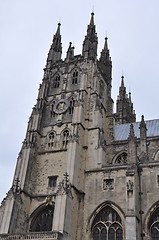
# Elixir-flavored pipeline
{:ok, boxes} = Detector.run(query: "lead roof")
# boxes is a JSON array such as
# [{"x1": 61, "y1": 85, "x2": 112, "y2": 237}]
[{"x1": 115, "y1": 119, "x2": 159, "y2": 141}]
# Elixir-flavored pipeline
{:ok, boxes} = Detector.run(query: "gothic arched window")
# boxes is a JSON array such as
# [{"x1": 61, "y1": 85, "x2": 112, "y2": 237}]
[
  {"x1": 72, "y1": 70, "x2": 78, "y2": 84},
  {"x1": 149, "y1": 207, "x2": 159, "y2": 239},
  {"x1": 30, "y1": 205, "x2": 54, "y2": 232},
  {"x1": 115, "y1": 153, "x2": 127, "y2": 164},
  {"x1": 92, "y1": 205, "x2": 123, "y2": 240},
  {"x1": 48, "y1": 132, "x2": 55, "y2": 149},
  {"x1": 53, "y1": 75, "x2": 60, "y2": 88},
  {"x1": 62, "y1": 129, "x2": 69, "y2": 149},
  {"x1": 69, "y1": 98, "x2": 75, "y2": 114}
]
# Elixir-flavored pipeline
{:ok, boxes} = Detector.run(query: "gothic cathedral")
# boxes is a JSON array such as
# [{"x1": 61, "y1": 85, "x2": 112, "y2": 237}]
[{"x1": 1, "y1": 13, "x2": 159, "y2": 240}]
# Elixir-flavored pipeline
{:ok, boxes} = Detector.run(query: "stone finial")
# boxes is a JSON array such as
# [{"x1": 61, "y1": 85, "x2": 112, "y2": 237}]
[
  {"x1": 66, "y1": 42, "x2": 74, "y2": 61},
  {"x1": 46, "y1": 22, "x2": 62, "y2": 66},
  {"x1": 82, "y1": 12, "x2": 98, "y2": 59},
  {"x1": 99, "y1": 37, "x2": 110, "y2": 63},
  {"x1": 140, "y1": 115, "x2": 147, "y2": 130}
]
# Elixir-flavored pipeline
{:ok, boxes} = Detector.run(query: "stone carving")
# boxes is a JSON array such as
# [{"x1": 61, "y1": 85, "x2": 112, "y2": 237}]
[
  {"x1": 45, "y1": 196, "x2": 55, "y2": 206},
  {"x1": 103, "y1": 179, "x2": 114, "y2": 190},
  {"x1": 127, "y1": 180, "x2": 134, "y2": 192},
  {"x1": 57, "y1": 172, "x2": 72, "y2": 197},
  {"x1": 12, "y1": 178, "x2": 21, "y2": 194}
]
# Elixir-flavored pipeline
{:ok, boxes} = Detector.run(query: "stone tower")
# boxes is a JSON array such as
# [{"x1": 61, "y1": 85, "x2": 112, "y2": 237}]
[{"x1": 1, "y1": 13, "x2": 159, "y2": 240}]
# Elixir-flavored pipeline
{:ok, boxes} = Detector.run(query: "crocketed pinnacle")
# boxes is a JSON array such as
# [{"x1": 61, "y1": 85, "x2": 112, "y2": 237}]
[
  {"x1": 82, "y1": 12, "x2": 98, "y2": 59},
  {"x1": 99, "y1": 37, "x2": 111, "y2": 63},
  {"x1": 46, "y1": 23, "x2": 62, "y2": 66}
]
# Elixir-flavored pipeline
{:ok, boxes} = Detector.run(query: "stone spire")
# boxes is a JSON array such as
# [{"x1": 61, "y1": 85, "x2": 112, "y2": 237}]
[
  {"x1": 46, "y1": 23, "x2": 62, "y2": 67},
  {"x1": 82, "y1": 12, "x2": 98, "y2": 60},
  {"x1": 66, "y1": 42, "x2": 74, "y2": 61},
  {"x1": 115, "y1": 76, "x2": 136, "y2": 124}
]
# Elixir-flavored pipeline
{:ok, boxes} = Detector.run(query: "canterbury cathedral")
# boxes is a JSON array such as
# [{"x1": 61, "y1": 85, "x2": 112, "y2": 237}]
[{"x1": 1, "y1": 13, "x2": 159, "y2": 240}]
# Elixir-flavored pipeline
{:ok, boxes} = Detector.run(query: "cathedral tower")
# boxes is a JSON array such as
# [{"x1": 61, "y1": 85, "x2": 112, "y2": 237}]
[{"x1": 1, "y1": 13, "x2": 159, "y2": 240}]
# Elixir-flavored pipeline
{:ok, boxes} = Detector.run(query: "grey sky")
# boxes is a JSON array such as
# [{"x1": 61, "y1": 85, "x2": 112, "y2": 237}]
[{"x1": 0, "y1": 0, "x2": 159, "y2": 202}]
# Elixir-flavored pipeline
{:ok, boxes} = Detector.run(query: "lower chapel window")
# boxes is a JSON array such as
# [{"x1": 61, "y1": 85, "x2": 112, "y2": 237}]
[
  {"x1": 92, "y1": 206, "x2": 123, "y2": 240},
  {"x1": 30, "y1": 206, "x2": 54, "y2": 232},
  {"x1": 149, "y1": 207, "x2": 159, "y2": 239}
]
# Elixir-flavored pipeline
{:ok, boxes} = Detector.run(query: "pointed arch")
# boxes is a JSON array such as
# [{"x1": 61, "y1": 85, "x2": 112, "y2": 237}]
[
  {"x1": 53, "y1": 74, "x2": 60, "y2": 88},
  {"x1": 68, "y1": 96, "x2": 75, "y2": 114},
  {"x1": 61, "y1": 128, "x2": 70, "y2": 149},
  {"x1": 72, "y1": 69, "x2": 78, "y2": 84},
  {"x1": 144, "y1": 201, "x2": 159, "y2": 239},
  {"x1": 47, "y1": 131, "x2": 56, "y2": 150},
  {"x1": 29, "y1": 204, "x2": 54, "y2": 232},
  {"x1": 154, "y1": 150, "x2": 159, "y2": 161},
  {"x1": 112, "y1": 151, "x2": 127, "y2": 165},
  {"x1": 69, "y1": 66, "x2": 82, "y2": 85},
  {"x1": 87, "y1": 201, "x2": 125, "y2": 240}
]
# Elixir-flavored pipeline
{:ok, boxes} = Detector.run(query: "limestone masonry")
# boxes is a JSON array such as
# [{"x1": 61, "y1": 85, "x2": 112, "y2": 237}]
[{"x1": 0, "y1": 13, "x2": 159, "y2": 240}]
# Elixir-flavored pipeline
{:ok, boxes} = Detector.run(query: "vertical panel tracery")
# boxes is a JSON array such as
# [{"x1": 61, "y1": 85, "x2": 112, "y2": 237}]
[{"x1": 92, "y1": 206, "x2": 123, "y2": 240}]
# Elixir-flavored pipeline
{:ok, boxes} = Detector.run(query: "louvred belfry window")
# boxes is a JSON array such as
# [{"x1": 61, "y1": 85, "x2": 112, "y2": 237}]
[
  {"x1": 149, "y1": 207, "x2": 159, "y2": 239},
  {"x1": 72, "y1": 70, "x2": 78, "y2": 84},
  {"x1": 53, "y1": 75, "x2": 60, "y2": 88},
  {"x1": 92, "y1": 205, "x2": 123, "y2": 240},
  {"x1": 30, "y1": 206, "x2": 54, "y2": 232},
  {"x1": 69, "y1": 98, "x2": 75, "y2": 114}
]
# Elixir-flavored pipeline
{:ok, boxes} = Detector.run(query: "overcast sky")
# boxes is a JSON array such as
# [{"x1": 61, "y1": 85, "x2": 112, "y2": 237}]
[{"x1": 0, "y1": 0, "x2": 159, "y2": 203}]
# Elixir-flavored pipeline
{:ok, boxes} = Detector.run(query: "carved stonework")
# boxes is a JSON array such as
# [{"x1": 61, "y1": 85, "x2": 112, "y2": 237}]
[
  {"x1": 45, "y1": 196, "x2": 55, "y2": 206},
  {"x1": 12, "y1": 178, "x2": 21, "y2": 195},
  {"x1": 57, "y1": 172, "x2": 72, "y2": 197},
  {"x1": 127, "y1": 180, "x2": 134, "y2": 193},
  {"x1": 103, "y1": 179, "x2": 114, "y2": 191}
]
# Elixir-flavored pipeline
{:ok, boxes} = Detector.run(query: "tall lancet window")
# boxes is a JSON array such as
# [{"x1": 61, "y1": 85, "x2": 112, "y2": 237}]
[
  {"x1": 69, "y1": 98, "x2": 75, "y2": 114},
  {"x1": 72, "y1": 70, "x2": 78, "y2": 84},
  {"x1": 149, "y1": 207, "x2": 159, "y2": 239},
  {"x1": 30, "y1": 205, "x2": 54, "y2": 232},
  {"x1": 62, "y1": 129, "x2": 69, "y2": 149},
  {"x1": 92, "y1": 205, "x2": 123, "y2": 240},
  {"x1": 53, "y1": 74, "x2": 60, "y2": 88},
  {"x1": 48, "y1": 132, "x2": 55, "y2": 149}
]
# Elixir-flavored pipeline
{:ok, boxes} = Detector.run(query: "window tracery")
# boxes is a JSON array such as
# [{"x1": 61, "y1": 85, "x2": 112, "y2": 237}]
[
  {"x1": 53, "y1": 75, "x2": 60, "y2": 88},
  {"x1": 62, "y1": 129, "x2": 69, "y2": 149},
  {"x1": 149, "y1": 207, "x2": 159, "y2": 239},
  {"x1": 30, "y1": 206, "x2": 54, "y2": 232},
  {"x1": 92, "y1": 205, "x2": 123, "y2": 240},
  {"x1": 72, "y1": 70, "x2": 78, "y2": 84},
  {"x1": 115, "y1": 153, "x2": 127, "y2": 164}
]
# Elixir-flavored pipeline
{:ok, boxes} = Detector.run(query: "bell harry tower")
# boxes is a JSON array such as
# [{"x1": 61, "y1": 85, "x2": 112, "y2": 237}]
[
  {"x1": 0, "y1": 13, "x2": 114, "y2": 239},
  {"x1": 1, "y1": 12, "x2": 159, "y2": 240}
]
